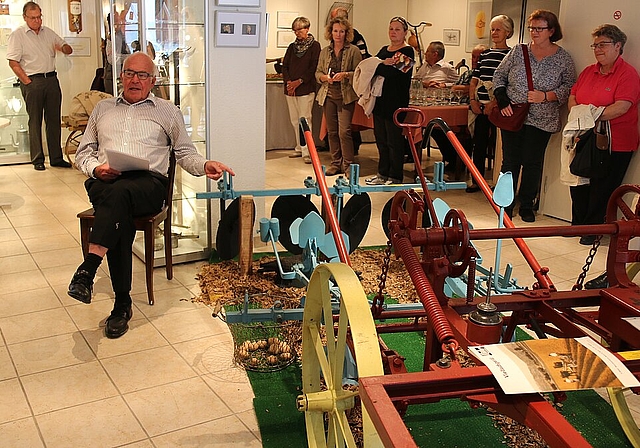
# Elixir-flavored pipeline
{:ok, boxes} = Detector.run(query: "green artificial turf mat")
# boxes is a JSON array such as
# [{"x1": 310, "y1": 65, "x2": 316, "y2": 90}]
[
  {"x1": 247, "y1": 313, "x2": 632, "y2": 447},
  {"x1": 247, "y1": 365, "x2": 307, "y2": 447}
]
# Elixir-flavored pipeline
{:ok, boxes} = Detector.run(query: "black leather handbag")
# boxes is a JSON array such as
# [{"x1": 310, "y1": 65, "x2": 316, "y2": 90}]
[{"x1": 569, "y1": 121, "x2": 611, "y2": 179}]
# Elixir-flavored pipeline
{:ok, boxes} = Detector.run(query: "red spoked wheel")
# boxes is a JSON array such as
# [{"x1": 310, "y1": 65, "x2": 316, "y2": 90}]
[{"x1": 442, "y1": 209, "x2": 474, "y2": 278}]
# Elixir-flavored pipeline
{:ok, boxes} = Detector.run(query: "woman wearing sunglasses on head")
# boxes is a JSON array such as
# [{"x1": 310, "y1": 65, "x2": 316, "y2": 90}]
[
  {"x1": 365, "y1": 16, "x2": 413, "y2": 186},
  {"x1": 492, "y1": 9, "x2": 576, "y2": 222}
]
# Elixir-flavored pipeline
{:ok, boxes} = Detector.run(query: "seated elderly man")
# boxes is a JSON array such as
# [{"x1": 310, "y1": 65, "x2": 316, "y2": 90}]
[
  {"x1": 416, "y1": 41, "x2": 458, "y2": 88},
  {"x1": 415, "y1": 41, "x2": 462, "y2": 174},
  {"x1": 68, "y1": 52, "x2": 234, "y2": 339}
]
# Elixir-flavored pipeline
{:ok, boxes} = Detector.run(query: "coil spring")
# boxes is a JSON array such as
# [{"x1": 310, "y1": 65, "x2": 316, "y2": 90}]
[{"x1": 394, "y1": 234, "x2": 459, "y2": 355}]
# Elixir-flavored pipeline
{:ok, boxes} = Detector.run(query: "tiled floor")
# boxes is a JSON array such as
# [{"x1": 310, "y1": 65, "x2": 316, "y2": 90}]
[{"x1": 0, "y1": 140, "x2": 620, "y2": 447}]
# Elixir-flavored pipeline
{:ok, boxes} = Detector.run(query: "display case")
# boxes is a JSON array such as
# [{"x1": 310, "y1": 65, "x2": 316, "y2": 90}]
[
  {"x1": 0, "y1": 2, "x2": 32, "y2": 165},
  {"x1": 107, "y1": 0, "x2": 208, "y2": 264}
]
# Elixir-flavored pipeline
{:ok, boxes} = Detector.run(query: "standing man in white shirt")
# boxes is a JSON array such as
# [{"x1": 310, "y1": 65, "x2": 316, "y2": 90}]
[
  {"x1": 7, "y1": 2, "x2": 73, "y2": 170},
  {"x1": 416, "y1": 41, "x2": 459, "y2": 88}
]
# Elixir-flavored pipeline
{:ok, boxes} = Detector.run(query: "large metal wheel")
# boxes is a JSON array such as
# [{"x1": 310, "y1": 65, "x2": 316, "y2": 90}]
[
  {"x1": 297, "y1": 263, "x2": 384, "y2": 447},
  {"x1": 608, "y1": 387, "x2": 640, "y2": 447}
]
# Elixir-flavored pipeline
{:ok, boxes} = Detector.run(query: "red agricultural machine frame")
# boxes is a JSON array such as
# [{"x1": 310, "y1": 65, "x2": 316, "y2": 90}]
[
  {"x1": 365, "y1": 110, "x2": 640, "y2": 447},
  {"x1": 301, "y1": 112, "x2": 640, "y2": 447}
]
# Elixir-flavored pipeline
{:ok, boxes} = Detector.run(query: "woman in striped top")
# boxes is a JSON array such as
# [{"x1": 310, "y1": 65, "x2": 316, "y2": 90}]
[{"x1": 466, "y1": 14, "x2": 514, "y2": 193}]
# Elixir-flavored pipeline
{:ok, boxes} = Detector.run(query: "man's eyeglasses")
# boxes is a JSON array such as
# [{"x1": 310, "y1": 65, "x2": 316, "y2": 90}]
[
  {"x1": 25, "y1": 15, "x2": 42, "y2": 20},
  {"x1": 528, "y1": 26, "x2": 549, "y2": 33},
  {"x1": 122, "y1": 69, "x2": 152, "y2": 80},
  {"x1": 590, "y1": 41, "x2": 614, "y2": 50}
]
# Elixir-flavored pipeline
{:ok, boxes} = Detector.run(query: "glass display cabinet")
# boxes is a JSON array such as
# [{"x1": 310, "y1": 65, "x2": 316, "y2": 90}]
[
  {"x1": 0, "y1": 1, "x2": 33, "y2": 165},
  {"x1": 106, "y1": 0, "x2": 208, "y2": 264}
]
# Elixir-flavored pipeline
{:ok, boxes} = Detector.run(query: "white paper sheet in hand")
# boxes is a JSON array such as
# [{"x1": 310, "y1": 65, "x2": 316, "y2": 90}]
[{"x1": 105, "y1": 149, "x2": 149, "y2": 172}]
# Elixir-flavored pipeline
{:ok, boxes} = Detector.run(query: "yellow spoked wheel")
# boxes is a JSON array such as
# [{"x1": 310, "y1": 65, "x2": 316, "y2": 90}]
[
  {"x1": 608, "y1": 387, "x2": 640, "y2": 448},
  {"x1": 297, "y1": 263, "x2": 384, "y2": 448}
]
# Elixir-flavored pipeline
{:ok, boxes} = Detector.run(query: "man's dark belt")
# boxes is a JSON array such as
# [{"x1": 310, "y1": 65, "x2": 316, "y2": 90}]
[{"x1": 28, "y1": 71, "x2": 56, "y2": 78}]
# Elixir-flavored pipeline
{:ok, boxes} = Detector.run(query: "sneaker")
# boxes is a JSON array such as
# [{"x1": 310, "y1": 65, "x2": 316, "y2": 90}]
[
  {"x1": 367, "y1": 177, "x2": 393, "y2": 185},
  {"x1": 325, "y1": 166, "x2": 342, "y2": 176},
  {"x1": 288, "y1": 152, "x2": 302, "y2": 158},
  {"x1": 303, "y1": 156, "x2": 312, "y2": 164},
  {"x1": 365, "y1": 175, "x2": 387, "y2": 185}
]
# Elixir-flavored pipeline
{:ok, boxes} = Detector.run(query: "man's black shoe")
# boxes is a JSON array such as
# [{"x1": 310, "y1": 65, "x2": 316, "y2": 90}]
[
  {"x1": 67, "y1": 269, "x2": 94, "y2": 304},
  {"x1": 579, "y1": 235, "x2": 597, "y2": 246},
  {"x1": 51, "y1": 160, "x2": 72, "y2": 168},
  {"x1": 105, "y1": 307, "x2": 133, "y2": 339},
  {"x1": 519, "y1": 209, "x2": 536, "y2": 223},
  {"x1": 585, "y1": 272, "x2": 608, "y2": 289},
  {"x1": 34, "y1": 163, "x2": 45, "y2": 171}
]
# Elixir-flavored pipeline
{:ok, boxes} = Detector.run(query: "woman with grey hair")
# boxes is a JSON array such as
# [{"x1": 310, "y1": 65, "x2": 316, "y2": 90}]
[
  {"x1": 282, "y1": 16, "x2": 321, "y2": 163},
  {"x1": 466, "y1": 14, "x2": 514, "y2": 192},
  {"x1": 316, "y1": 17, "x2": 362, "y2": 176},
  {"x1": 568, "y1": 24, "x2": 640, "y2": 245},
  {"x1": 492, "y1": 9, "x2": 575, "y2": 222}
]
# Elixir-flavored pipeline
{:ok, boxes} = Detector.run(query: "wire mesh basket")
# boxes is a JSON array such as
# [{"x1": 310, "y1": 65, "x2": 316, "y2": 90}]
[{"x1": 229, "y1": 321, "x2": 298, "y2": 372}]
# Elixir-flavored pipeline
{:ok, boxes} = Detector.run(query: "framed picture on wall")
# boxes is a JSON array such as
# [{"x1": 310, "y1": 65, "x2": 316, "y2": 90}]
[
  {"x1": 466, "y1": 0, "x2": 492, "y2": 51},
  {"x1": 215, "y1": 11, "x2": 261, "y2": 47},
  {"x1": 443, "y1": 29, "x2": 460, "y2": 46},
  {"x1": 277, "y1": 11, "x2": 298, "y2": 29},
  {"x1": 216, "y1": 0, "x2": 260, "y2": 6},
  {"x1": 276, "y1": 30, "x2": 295, "y2": 48}
]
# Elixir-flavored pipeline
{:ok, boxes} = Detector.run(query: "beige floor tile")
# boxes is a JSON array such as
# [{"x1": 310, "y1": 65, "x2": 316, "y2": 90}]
[
  {"x1": 81, "y1": 318, "x2": 170, "y2": 360},
  {"x1": 0, "y1": 417, "x2": 45, "y2": 448},
  {"x1": 0, "y1": 378, "x2": 32, "y2": 424},
  {"x1": 118, "y1": 441, "x2": 155, "y2": 448},
  {"x1": 151, "y1": 415, "x2": 262, "y2": 447},
  {"x1": 0, "y1": 253, "x2": 38, "y2": 275},
  {"x1": 0, "y1": 239, "x2": 28, "y2": 257},
  {"x1": 36, "y1": 396, "x2": 147, "y2": 448},
  {"x1": 172, "y1": 334, "x2": 239, "y2": 378},
  {"x1": 235, "y1": 408, "x2": 261, "y2": 441},
  {"x1": 21, "y1": 361, "x2": 118, "y2": 415},
  {"x1": 134, "y1": 286, "x2": 203, "y2": 318},
  {"x1": 14, "y1": 222, "x2": 70, "y2": 240},
  {"x1": 9, "y1": 333, "x2": 96, "y2": 376},
  {"x1": 0, "y1": 215, "x2": 11, "y2": 229},
  {"x1": 30, "y1": 247, "x2": 84, "y2": 269},
  {"x1": 0, "y1": 227, "x2": 19, "y2": 242},
  {"x1": 202, "y1": 373, "x2": 255, "y2": 414},
  {"x1": 0, "y1": 270, "x2": 49, "y2": 294},
  {"x1": 40, "y1": 263, "x2": 81, "y2": 287},
  {"x1": 102, "y1": 345, "x2": 197, "y2": 394},
  {"x1": 6, "y1": 209, "x2": 57, "y2": 226},
  {"x1": 0, "y1": 346, "x2": 16, "y2": 380},
  {"x1": 0, "y1": 287, "x2": 61, "y2": 318},
  {"x1": 150, "y1": 306, "x2": 228, "y2": 344},
  {"x1": 125, "y1": 377, "x2": 233, "y2": 437},
  {"x1": 0, "y1": 307, "x2": 77, "y2": 345},
  {"x1": 22, "y1": 233, "x2": 79, "y2": 254}
]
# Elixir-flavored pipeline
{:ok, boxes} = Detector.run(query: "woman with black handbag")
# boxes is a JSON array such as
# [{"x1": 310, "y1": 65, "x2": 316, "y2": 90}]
[
  {"x1": 491, "y1": 10, "x2": 575, "y2": 222},
  {"x1": 568, "y1": 24, "x2": 640, "y2": 245}
]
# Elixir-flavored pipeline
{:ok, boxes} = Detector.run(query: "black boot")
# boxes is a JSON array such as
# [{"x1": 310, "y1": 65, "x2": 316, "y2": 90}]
[{"x1": 585, "y1": 272, "x2": 608, "y2": 289}]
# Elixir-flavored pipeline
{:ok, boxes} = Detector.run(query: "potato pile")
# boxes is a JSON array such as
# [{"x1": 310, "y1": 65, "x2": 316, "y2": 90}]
[{"x1": 235, "y1": 336, "x2": 295, "y2": 371}]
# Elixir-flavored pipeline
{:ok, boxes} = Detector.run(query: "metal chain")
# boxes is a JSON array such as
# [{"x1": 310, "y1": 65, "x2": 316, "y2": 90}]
[
  {"x1": 372, "y1": 240, "x2": 393, "y2": 313},
  {"x1": 573, "y1": 235, "x2": 602, "y2": 290}
]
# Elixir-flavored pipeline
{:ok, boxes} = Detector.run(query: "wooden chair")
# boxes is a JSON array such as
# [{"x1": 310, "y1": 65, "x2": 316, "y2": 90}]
[{"x1": 77, "y1": 152, "x2": 176, "y2": 305}]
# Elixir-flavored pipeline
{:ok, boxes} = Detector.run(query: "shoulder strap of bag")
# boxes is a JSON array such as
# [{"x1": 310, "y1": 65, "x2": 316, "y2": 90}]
[{"x1": 521, "y1": 44, "x2": 534, "y2": 91}]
